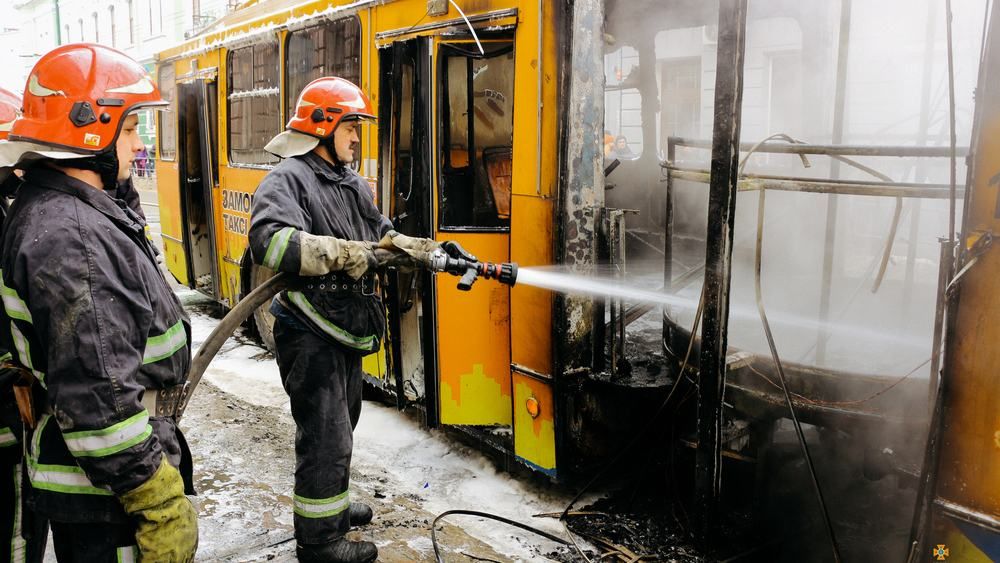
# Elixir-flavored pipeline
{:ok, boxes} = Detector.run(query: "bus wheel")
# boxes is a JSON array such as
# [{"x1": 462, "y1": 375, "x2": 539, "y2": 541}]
[{"x1": 247, "y1": 262, "x2": 278, "y2": 352}]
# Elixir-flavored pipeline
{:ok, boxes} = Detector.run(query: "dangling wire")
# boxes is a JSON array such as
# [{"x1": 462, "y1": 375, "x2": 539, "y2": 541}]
[{"x1": 449, "y1": 0, "x2": 486, "y2": 55}]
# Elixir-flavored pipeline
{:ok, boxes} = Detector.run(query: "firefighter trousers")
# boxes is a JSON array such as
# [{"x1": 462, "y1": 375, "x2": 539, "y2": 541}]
[
  {"x1": 0, "y1": 458, "x2": 47, "y2": 563},
  {"x1": 274, "y1": 318, "x2": 364, "y2": 545},
  {"x1": 48, "y1": 521, "x2": 138, "y2": 562}
]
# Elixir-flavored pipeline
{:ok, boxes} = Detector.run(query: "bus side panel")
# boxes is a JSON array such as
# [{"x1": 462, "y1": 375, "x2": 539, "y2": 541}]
[
  {"x1": 218, "y1": 167, "x2": 264, "y2": 303},
  {"x1": 436, "y1": 233, "x2": 512, "y2": 426},
  {"x1": 509, "y1": 197, "x2": 553, "y2": 375},
  {"x1": 512, "y1": 372, "x2": 556, "y2": 475},
  {"x1": 156, "y1": 159, "x2": 190, "y2": 286},
  {"x1": 510, "y1": 0, "x2": 558, "y2": 470},
  {"x1": 509, "y1": 0, "x2": 557, "y2": 375}
]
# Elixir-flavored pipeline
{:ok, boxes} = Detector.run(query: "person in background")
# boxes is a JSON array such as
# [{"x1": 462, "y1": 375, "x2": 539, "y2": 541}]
[
  {"x1": 613, "y1": 134, "x2": 637, "y2": 160},
  {"x1": 135, "y1": 144, "x2": 149, "y2": 177},
  {"x1": 0, "y1": 43, "x2": 198, "y2": 562},
  {"x1": 0, "y1": 85, "x2": 48, "y2": 563}
]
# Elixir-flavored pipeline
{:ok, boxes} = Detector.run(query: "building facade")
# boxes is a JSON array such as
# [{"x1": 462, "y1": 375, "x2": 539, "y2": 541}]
[{"x1": 10, "y1": 0, "x2": 233, "y2": 144}]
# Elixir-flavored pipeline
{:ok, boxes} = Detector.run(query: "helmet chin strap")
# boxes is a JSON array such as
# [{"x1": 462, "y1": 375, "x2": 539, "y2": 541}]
[{"x1": 59, "y1": 149, "x2": 120, "y2": 191}]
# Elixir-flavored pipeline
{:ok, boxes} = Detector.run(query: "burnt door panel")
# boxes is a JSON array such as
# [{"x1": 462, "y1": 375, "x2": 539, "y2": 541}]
[{"x1": 379, "y1": 39, "x2": 438, "y2": 422}]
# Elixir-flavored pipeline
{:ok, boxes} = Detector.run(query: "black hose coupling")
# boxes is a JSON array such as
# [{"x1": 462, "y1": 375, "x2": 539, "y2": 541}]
[{"x1": 430, "y1": 242, "x2": 518, "y2": 290}]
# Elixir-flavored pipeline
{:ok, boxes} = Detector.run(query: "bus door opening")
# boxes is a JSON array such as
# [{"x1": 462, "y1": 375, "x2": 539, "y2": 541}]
[
  {"x1": 380, "y1": 38, "x2": 438, "y2": 418},
  {"x1": 434, "y1": 39, "x2": 515, "y2": 429},
  {"x1": 177, "y1": 79, "x2": 220, "y2": 298}
]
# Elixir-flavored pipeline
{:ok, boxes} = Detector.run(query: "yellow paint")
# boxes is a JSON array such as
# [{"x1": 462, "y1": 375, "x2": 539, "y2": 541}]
[
  {"x1": 512, "y1": 374, "x2": 556, "y2": 472},
  {"x1": 511, "y1": 195, "x2": 554, "y2": 376},
  {"x1": 509, "y1": 1, "x2": 557, "y2": 378},
  {"x1": 436, "y1": 233, "x2": 511, "y2": 426},
  {"x1": 362, "y1": 352, "x2": 385, "y2": 380},
  {"x1": 439, "y1": 363, "x2": 510, "y2": 425}
]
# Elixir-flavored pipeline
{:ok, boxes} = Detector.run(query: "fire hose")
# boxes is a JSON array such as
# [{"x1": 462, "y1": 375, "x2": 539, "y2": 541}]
[{"x1": 174, "y1": 243, "x2": 517, "y2": 421}]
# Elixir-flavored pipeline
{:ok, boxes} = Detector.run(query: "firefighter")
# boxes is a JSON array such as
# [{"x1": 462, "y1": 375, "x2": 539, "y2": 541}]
[
  {"x1": 249, "y1": 77, "x2": 442, "y2": 563},
  {"x1": 0, "y1": 44, "x2": 197, "y2": 561},
  {"x1": 0, "y1": 86, "x2": 48, "y2": 563}
]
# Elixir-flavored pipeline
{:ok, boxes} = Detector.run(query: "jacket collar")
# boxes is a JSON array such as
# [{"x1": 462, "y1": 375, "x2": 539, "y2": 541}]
[
  {"x1": 24, "y1": 167, "x2": 144, "y2": 235},
  {"x1": 298, "y1": 151, "x2": 350, "y2": 183}
]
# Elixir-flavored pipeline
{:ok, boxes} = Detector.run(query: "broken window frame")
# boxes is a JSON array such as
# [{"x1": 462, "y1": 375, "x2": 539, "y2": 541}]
[
  {"x1": 158, "y1": 64, "x2": 177, "y2": 161},
  {"x1": 437, "y1": 40, "x2": 515, "y2": 232},
  {"x1": 227, "y1": 41, "x2": 281, "y2": 167}
]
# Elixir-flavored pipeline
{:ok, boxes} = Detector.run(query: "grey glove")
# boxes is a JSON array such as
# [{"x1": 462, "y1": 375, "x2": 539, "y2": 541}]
[
  {"x1": 299, "y1": 232, "x2": 376, "y2": 279},
  {"x1": 377, "y1": 230, "x2": 441, "y2": 269}
]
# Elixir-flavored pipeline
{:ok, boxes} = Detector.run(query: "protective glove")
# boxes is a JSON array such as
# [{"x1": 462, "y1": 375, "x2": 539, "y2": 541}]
[
  {"x1": 299, "y1": 232, "x2": 376, "y2": 279},
  {"x1": 118, "y1": 456, "x2": 198, "y2": 563},
  {"x1": 377, "y1": 231, "x2": 442, "y2": 270}
]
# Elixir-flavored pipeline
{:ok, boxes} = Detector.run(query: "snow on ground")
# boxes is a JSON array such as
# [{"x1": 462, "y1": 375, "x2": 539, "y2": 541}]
[{"x1": 184, "y1": 301, "x2": 581, "y2": 561}]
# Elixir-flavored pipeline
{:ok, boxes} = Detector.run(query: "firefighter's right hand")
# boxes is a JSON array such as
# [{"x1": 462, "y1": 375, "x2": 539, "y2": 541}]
[
  {"x1": 377, "y1": 231, "x2": 440, "y2": 270},
  {"x1": 119, "y1": 456, "x2": 198, "y2": 563},
  {"x1": 299, "y1": 233, "x2": 376, "y2": 279}
]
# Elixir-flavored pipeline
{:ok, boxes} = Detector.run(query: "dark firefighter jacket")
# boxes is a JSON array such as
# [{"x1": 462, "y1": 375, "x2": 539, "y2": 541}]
[
  {"x1": 0, "y1": 178, "x2": 20, "y2": 465},
  {"x1": 248, "y1": 152, "x2": 392, "y2": 354},
  {"x1": 0, "y1": 167, "x2": 192, "y2": 523}
]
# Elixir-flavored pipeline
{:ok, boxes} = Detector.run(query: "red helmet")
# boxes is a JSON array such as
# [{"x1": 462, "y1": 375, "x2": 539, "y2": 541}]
[
  {"x1": 10, "y1": 43, "x2": 167, "y2": 154},
  {"x1": 286, "y1": 77, "x2": 375, "y2": 140},
  {"x1": 0, "y1": 88, "x2": 21, "y2": 141}
]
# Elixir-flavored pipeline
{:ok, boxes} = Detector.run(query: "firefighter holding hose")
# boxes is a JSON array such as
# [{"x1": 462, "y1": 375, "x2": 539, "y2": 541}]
[{"x1": 248, "y1": 76, "x2": 446, "y2": 563}]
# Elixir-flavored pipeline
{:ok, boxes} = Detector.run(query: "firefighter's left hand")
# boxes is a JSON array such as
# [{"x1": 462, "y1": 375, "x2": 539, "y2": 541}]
[{"x1": 119, "y1": 456, "x2": 198, "y2": 563}]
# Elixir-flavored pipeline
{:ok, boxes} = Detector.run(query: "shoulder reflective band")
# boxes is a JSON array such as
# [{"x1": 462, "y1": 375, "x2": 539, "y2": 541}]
[
  {"x1": 294, "y1": 491, "x2": 349, "y2": 519},
  {"x1": 264, "y1": 227, "x2": 296, "y2": 269},
  {"x1": 143, "y1": 320, "x2": 187, "y2": 364}
]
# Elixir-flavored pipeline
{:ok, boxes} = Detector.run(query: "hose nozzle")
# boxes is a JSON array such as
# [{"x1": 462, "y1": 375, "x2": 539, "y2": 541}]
[{"x1": 430, "y1": 242, "x2": 518, "y2": 290}]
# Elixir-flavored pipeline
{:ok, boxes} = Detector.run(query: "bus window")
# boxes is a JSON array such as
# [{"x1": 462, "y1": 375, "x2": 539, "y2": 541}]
[
  {"x1": 158, "y1": 64, "x2": 176, "y2": 161},
  {"x1": 604, "y1": 44, "x2": 642, "y2": 160},
  {"x1": 227, "y1": 42, "x2": 280, "y2": 166},
  {"x1": 285, "y1": 17, "x2": 361, "y2": 169},
  {"x1": 285, "y1": 17, "x2": 361, "y2": 113},
  {"x1": 438, "y1": 42, "x2": 514, "y2": 230}
]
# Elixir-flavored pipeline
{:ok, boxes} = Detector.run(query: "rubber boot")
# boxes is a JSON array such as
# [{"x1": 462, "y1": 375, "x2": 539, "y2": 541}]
[
  {"x1": 296, "y1": 538, "x2": 378, "y2": 563},
  {"x1": 349, "y1": 502, "x2": 373, "y2": 527}
]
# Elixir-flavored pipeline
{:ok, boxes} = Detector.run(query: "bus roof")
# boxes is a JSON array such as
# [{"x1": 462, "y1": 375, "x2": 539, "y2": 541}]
[{"x1": 157, "y1": 0, "x2": 383, "y2": 62}]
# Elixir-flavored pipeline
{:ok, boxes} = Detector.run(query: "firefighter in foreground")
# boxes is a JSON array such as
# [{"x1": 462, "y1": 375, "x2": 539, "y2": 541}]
[
  {"x1": 249, "y1": 77, "x2": 444, "y2": 563},
  {"x1": 0, "y1": 43, "x2": 197, "y2": 561},
  {"x1": 0, "y1": 86, "x2": 48, "y2": 563}
]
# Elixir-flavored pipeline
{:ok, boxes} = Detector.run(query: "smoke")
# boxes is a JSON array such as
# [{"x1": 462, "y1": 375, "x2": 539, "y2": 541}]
[{"x1": 599, "y1": 0, "x2": 987, "y2": 558}]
